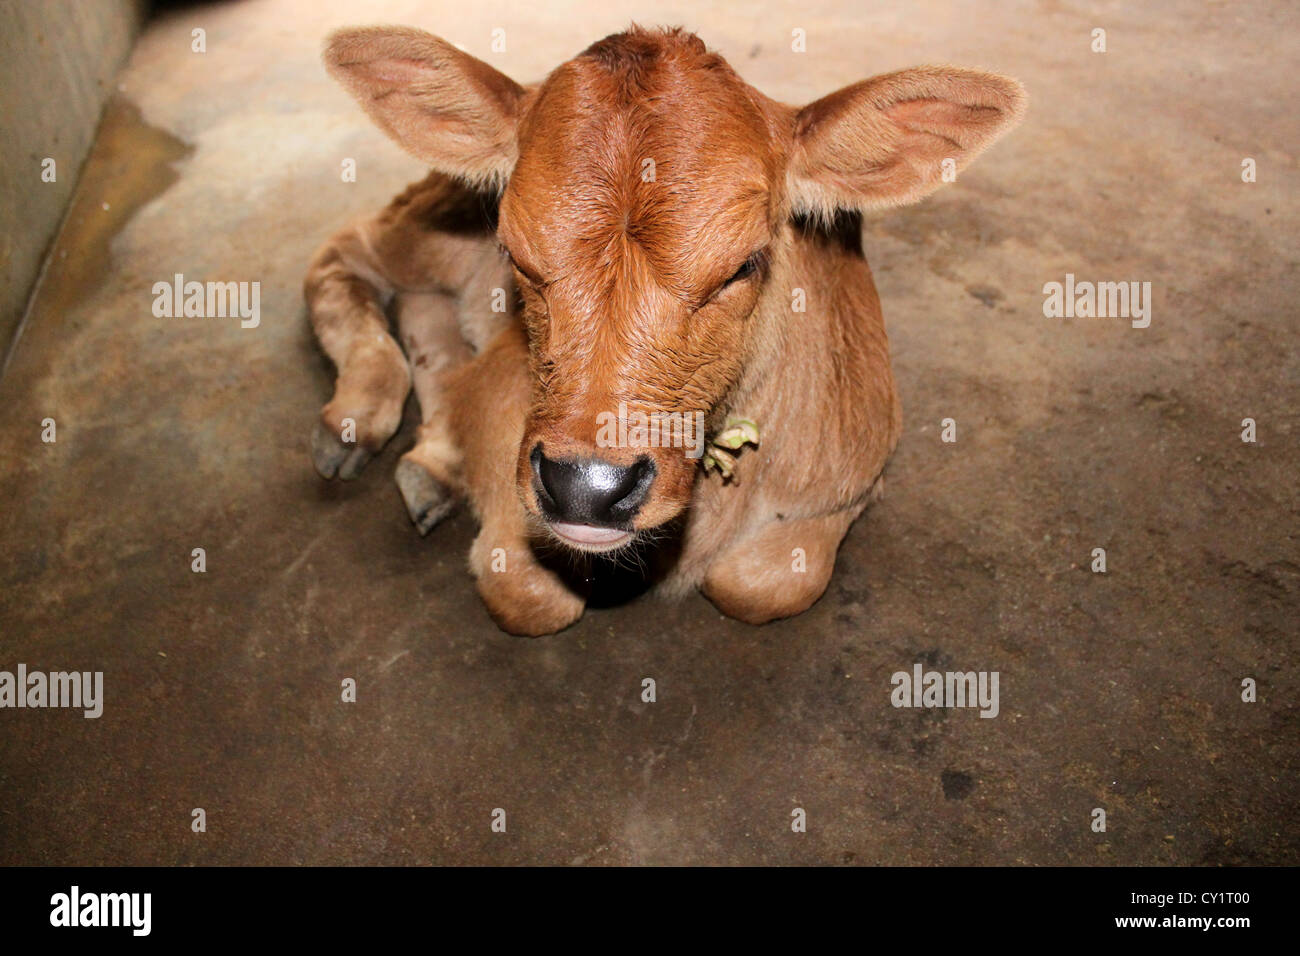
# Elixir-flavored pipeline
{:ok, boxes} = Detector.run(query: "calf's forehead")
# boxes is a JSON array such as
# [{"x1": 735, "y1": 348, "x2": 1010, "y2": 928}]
[{"x1": 500, "y1": 55, "x2": 781, "y2": 273}]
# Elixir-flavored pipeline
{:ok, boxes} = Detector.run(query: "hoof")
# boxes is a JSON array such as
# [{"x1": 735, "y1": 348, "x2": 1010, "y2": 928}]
[
  {"x1": 311, "y1": 420, "x2": 372, "y2": 480},
  {"x1": 395, "y1": 457, "x2": 455, "y2": 535}
]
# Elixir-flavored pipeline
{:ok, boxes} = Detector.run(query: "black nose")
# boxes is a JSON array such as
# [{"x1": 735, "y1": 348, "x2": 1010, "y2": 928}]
[{"x1": 531, "y1": 445, "x2": 655, "y2": 526}]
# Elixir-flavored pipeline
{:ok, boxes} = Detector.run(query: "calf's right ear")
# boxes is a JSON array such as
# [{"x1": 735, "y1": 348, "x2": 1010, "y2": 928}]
[{"x1": 324, "y1": 26, "x2": 527, "y2": 189}]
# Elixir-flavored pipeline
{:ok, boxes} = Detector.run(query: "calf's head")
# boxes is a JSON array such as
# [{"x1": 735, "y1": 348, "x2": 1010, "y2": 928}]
[{"x1": 325, "y1": 26, "x2": 1025, "y2": 552}]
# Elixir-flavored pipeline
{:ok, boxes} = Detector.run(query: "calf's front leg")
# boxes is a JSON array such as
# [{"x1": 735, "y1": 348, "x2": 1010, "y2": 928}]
[{"x1": 426, "y1": 325, "x2": 586, "y2": 636}]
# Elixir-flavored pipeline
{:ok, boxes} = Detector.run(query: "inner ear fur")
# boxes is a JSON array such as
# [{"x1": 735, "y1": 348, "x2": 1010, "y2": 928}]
[
  {"x1": 324, "y1": 26, "x2": 528, "y2": 188},
  {"x1": 787, "y1": 66, "x2": 1027, "y2": 218}
]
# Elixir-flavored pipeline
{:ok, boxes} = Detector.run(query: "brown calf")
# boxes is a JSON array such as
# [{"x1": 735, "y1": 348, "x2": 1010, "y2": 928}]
[{"x1": 305, "y1": 25, "x2": 1025, "y2": 635}]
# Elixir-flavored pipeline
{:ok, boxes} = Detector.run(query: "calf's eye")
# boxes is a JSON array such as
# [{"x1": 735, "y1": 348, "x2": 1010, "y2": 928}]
[{"x1": 724, "y1": 250, "x2": 766, "y2": 287}]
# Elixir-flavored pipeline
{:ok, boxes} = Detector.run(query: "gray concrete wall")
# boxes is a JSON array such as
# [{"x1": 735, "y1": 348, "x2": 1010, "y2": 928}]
[{"x1": 0, "y1": 0, "x2": 146, "y2": 354}]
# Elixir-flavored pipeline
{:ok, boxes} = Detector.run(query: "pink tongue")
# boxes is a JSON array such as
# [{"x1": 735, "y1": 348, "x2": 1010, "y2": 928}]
[{"x1": 551, "y1": 522, "x2": 630, "y2": 545}]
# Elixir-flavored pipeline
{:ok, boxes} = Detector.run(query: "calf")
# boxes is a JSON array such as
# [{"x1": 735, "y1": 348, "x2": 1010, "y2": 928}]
[{"x1": 305, "y1": 25, "x2": 1025, "y2": 635}]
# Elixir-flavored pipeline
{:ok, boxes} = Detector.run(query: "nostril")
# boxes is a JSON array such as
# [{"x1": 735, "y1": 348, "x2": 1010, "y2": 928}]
[
  {"x1": 530, "y1": 444, "x2": 555, "y2": 506},
  {"x1": 609, "y1": 456, "x2": 655, "y2": 517}
]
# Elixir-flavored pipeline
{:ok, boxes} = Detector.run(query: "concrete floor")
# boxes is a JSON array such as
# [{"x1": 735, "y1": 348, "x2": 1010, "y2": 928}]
[{"x1": 1, "y1": 0, "x2": 1296, "y2": 865}]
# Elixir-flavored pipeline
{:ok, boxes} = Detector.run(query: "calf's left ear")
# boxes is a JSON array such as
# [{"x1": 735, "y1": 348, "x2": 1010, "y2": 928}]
[{"x1": 786, "y1": 66, "x2": 1026, "y2": 217}]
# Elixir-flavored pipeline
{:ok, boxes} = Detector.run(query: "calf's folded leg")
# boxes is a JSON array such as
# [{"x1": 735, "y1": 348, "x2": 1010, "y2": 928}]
[
  {"x1": 306, "y1": 171, "x2": 501, "y2": 481},
  {"x1": 393, "y1": 292, "x2": 472, "y2": 533},
  {"x1": 441, "y1": 325, "x2": 586, "y2": 636},
  {"x1": 304, "y1": 227, "x2": 409, "y2": 479},
  {"x1": 701, "y1": 509, "x2": 860, "y2": 625}
]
